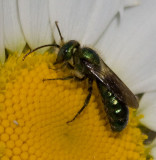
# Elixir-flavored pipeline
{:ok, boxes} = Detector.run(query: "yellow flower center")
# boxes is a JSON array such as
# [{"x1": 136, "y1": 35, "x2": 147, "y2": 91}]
[{"x1": 0, "y1": 53, "x2": 151, "y2": 160}]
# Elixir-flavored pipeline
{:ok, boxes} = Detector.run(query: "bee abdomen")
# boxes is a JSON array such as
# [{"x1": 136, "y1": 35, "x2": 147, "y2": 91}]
[{"x1": 96, "y1": 80, "x2": 129, "y2": 132}]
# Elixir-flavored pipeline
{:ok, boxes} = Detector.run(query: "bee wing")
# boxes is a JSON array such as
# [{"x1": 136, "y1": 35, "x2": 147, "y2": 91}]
[{"x1": 83, "y1": 59, "x2": 139, "y2": 109}]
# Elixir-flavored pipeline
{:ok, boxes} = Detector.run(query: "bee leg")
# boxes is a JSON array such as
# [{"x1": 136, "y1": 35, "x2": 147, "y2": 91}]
[
  {"x1": 49, "y1": 63, "x2": 66, "y2": 70},
  {"x1": 43, "y1": 76, "x2": 74, "y2": 82},
  {"x1": 50, "y1": 62, "x2": 74, "y2": 70},
  {"x1": 66, "y1": 62, "x2": 74, "y2": 70},
  {"x1": 74, "y1": 76, "x2": 86, "y2": 81},
  {"x1": 43, "y1": 75, "x2": 86, "y2": 82},
  {"x1": 67, "y1": 79, "x2": 93, "y2": 124}
]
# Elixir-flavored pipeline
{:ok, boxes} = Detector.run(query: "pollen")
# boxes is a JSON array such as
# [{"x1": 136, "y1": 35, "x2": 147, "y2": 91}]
[{"x1": 0, "y1": 53, "x2": 151, "y2": 160}]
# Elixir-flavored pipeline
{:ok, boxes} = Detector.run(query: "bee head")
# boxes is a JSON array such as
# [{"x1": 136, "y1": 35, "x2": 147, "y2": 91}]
[{"x1": 54, "y1": 40, "x2": 80, "y2": 64}]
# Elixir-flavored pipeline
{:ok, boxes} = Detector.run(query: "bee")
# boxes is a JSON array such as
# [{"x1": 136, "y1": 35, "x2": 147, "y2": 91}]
[{"x1": 23, "y1": 21, "x2": 139, "y2": 131}]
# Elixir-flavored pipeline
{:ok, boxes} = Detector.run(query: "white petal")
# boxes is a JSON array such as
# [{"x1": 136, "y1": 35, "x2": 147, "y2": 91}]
[
  {"x1": 3, "y1": 0, "x2": 26, "y2": 55},
  {"x1": 137, "y1": 92, "x2": 156, "y2": 131},
  {"x1": 18, "y1": 0, "x2": 53, "y2": 53},
  {"x1": 150, "y1": 138, "x2": 156, "y2": 159},
  {"x1": 151, "y1": 147, "x2": 156, "y2": 160},
  {"x1": 96, "y1": 0, "x2": 156, "y2": 94},
  {"x1": 49, "y1": 0, "x2": 137, "y2": 45},
  {"x1": 0, "y1": 0, "x2": 5, "y2": 63}
]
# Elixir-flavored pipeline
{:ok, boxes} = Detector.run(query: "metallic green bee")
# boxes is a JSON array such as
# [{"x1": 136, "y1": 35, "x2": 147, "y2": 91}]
[{"x1": 23, "y1": 22, "x2": 139, "y2": 132}]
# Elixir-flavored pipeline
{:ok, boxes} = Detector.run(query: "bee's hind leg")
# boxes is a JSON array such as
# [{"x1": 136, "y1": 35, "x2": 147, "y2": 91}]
[{"x1": 66, "y1": 78, "x2": 93, "y2": 124}]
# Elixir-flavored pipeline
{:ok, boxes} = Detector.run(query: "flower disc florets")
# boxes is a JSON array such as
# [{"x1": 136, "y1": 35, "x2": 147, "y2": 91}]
[{"x1": 0, "y1": 53, "x2": 150, "y2": 160}]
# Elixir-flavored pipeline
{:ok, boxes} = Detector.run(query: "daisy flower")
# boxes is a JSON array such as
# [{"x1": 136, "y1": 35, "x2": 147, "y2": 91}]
[{"x1": 0, "y1": 0, "x2": 156, "y2": 160}]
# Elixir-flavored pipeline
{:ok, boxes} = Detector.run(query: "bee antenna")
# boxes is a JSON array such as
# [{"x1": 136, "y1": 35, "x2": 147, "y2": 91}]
[
  {"x1": 55, "y1": 21, "x2": 64, "y2": 44},
  {"x1": 23, "y1": 44, "x2": 60, "y2": 61}
]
